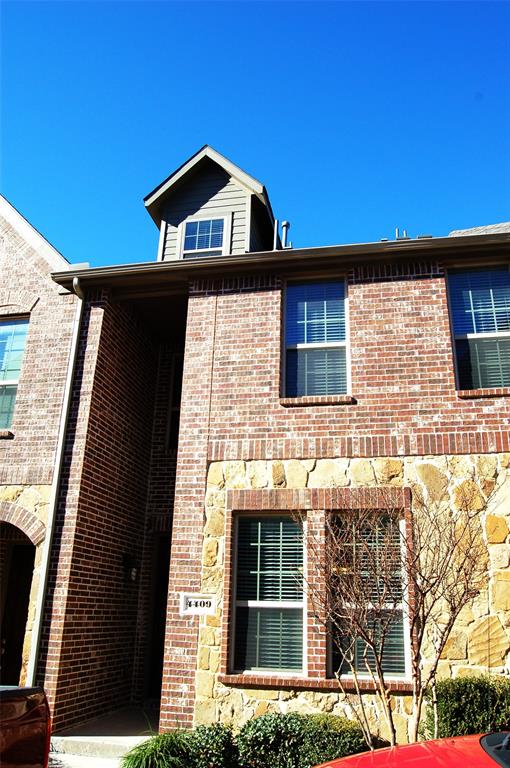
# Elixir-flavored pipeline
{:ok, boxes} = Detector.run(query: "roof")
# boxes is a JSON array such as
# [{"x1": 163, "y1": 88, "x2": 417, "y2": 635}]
[
  {"x1": 449, "y1": 222, "x2": 510, "y2": 236},
  {"x1": 51, "y1": 230, "x2": 510, "y2": 299},
  {"x1": 143, "y1": 145, "x2": 275, "y2": 227},
  {"x1": 0, "y1": 194, "x2": 70, "y2": 271}
]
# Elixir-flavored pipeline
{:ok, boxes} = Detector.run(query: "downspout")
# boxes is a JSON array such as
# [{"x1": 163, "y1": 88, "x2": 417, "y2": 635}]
[{"x1": 26, "y1": 277, "x2": 85, "y2": 685}]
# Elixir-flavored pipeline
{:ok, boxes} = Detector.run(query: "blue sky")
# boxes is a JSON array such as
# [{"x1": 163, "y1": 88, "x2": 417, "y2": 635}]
[{"x1": 1, "y1": 1, "x2": 509, "y2": 267}]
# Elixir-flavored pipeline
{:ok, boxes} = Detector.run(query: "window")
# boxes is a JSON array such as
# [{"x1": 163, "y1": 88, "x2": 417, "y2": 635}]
[
  {"x1": 181, "y1": 218, "x2": 225, "y2": 259},
  {"x1": 448, "y1": 267, "x2": 510, "y2": 389},
  {"x1": 0, "y1": 319, "x2": 28, "y2": 429},
  {"x1": 284, "y1": 281, "x2": 347, "y2": 397},
  {"x1": 330, "y1": 513, "x2": 407, "y2": 678},
  {"x1": 233, "y1": 516, "x2": 304, "y2": 673}
]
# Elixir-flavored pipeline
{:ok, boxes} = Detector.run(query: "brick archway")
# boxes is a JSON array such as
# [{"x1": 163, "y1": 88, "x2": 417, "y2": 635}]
[{"x1": 0, "y1": 501, "x2": 45, "y2": 545}]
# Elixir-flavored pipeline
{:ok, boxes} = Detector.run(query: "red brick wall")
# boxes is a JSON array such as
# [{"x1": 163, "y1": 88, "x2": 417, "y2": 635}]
[
  {"x1": 160, "y1": 260, "x2": 510, "y2": 727},
  {"x1": 0, "y1": 212, "x2": 76, "y2": 485},
  {"x1": 39, "y1": 293, "x2": 158, "y2": 729},
  {"x1": 196, "y1": 265, "x2": 510, "y2": 459}
]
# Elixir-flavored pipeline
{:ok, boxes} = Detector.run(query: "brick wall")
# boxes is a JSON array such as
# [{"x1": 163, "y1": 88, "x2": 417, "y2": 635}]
[
  {"x1": 38, "y1": 293, "x2": 158, "y2": 729},
  {"x1": 0, "y1": 211, "x2": 76, "y2": 485},
  {"x1": 160, "y1": 260, "x2": 510, "y2": 728}
]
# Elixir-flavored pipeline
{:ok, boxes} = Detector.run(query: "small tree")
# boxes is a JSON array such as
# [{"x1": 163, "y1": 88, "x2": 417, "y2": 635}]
[{"x1": 301, "y1": 467, "x2": 497, "y2": 747}]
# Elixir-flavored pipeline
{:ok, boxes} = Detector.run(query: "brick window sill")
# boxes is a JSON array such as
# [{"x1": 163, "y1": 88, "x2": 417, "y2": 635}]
[
  {"x1": 280, "y1": 395, "x2": 356, "y2": 408},
  {"x1": 0, "y1": 430, "x2": 14, "y2": 440},
  {"x1": 218, "y1": 673, "x2": 412, "y2": 694},
  {"x1": 457, "y1": 388, "x2": 510, "y2": 399}
]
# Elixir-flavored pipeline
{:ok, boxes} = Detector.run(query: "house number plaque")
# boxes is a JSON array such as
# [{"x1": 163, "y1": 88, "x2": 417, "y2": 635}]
[{"x1": 179, "y1": 592, "x2": 217, "y2": 616}]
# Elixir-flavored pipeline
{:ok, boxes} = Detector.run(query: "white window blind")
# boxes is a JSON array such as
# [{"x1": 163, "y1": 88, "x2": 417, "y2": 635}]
[
  {"x1": 448, "y1": 268, "x2": 510, "y2": 389},
  {"x1": 0, "y1": 319, "x2": 28, "y2": 429},
  {"x1": 331, "y1": 515, "x2": 407, "y2": 677},
  {"x1": 233, "y1": 516, "x2": 303, "y2": 672},
  {"x1": 285, "y1": 281, "x2": 346, "y2": 396}
]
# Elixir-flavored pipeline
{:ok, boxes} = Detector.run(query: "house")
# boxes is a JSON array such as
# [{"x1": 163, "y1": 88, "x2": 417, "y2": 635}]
[
  {"x1": 2, "y1": 148, "x2": 509, "y2": 740},
  {"x1": 0, "y1": 195, "x2": 75, "y2": 687}
]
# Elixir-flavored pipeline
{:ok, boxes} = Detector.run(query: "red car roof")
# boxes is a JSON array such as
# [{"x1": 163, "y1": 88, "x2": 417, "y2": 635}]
[{"x1": 316, "y1": 734, "x2": 498, "y2": 768}]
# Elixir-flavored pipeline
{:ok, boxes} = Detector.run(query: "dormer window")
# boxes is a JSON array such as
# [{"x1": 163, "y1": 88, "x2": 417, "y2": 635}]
[{"x1": 181, "y1": 217, "x2": 226, "y2": 259}]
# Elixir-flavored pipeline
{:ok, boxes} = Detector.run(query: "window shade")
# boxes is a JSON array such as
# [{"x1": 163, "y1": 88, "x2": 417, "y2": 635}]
[{"x1": 234, "y1": 517, "x2": 303, "y2": 672}]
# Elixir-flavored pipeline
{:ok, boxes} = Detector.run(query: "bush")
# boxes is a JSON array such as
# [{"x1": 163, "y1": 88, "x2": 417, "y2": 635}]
[
  {"x1": 187, "y1": 723, "x2": 238, "y2": 768},
  {"x1": 121, "y1": 731, "x2": 191, "y2": 768},
  {"x1": 236, "y1": 712, "x2": 366, "y2": 768},
  {"x1": 424, "y1": 675, "x2": 510, "y2": 738}
]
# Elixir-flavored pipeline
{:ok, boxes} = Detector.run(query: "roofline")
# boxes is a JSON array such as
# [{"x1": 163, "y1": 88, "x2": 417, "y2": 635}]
[
  {"x1": 52, "y1": 233, "x2": 510, "y2": 294},
  {"x1": 144, "y1": 145, "x2": 265, "y2": 212},
  {"x1": 0, "y1": 194, "x2": 70, "y2": 271}
]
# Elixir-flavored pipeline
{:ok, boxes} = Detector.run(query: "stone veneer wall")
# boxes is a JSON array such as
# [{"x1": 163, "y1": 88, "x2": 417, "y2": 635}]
[
  {"x1": 194, "y1": 454, "x2": 510, "y2": 743},
  {"x1": 0, "y1": 484, "x2": 50, "y2": 683}
]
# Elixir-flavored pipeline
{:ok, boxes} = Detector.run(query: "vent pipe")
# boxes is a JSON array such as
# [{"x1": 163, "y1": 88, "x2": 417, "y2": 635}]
[{"x1": 281, "y1": 221, "x2": 291, "y2": 249}]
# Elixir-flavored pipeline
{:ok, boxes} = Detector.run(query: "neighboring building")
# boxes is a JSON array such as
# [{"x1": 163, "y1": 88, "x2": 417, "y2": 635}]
[
  {"x1": 4, "y1": 148, "x2": 510, "y2": 741},
  {"x1": 0, "y1": 195, "x2": 75, "y2": 686}
]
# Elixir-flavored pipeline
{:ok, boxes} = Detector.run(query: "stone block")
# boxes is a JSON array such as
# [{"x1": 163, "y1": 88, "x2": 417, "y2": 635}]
[
  {"x1": 241, "y1": 688, "x2": 279, "y2": 700},
  {"x1": 249, "y1": 461, "x2": 268, "y2": 488},
  {"x1": 202, "y1": 567, "x2": 222, "y2": 593},
  {"x1": 453, "y1": 480, "x2": 485, "y2": 512},
  {"x1": 477, "y1": 456, "x2": 498, "y2": 480},
  {"x1": 0, "y1": 485, "x2": 23, "y2": 502},
  {"x1": 209, "y1": 648, "x2": 220, "y2": 673},
  {"x1": 285, "y1": 460, "x2": 308, "y2": 488},
  {"x1": 374, "y1": 458, "x2": 403, "y2": 485},
  {"x1": 202, "y1": 538, "x2": 218, "y2": 567},
  {"x1": 416, "y1": 463, "x2": 447, "y2": 502},
  {"x1": 199, "y1": 626, "x2": 217, "y2": 647},
  {"x1": 271, "y1": 461, "x2": 286, "y2": 488},
  {"x1": 198, "y1": 646, "x2": 210, "y2": 670},
  {"x1": 489, "y1": 545, "x2": 510, "y2": 570},
  {"x1": 308, "y1": 460, "x2": 348, "y2": 488},
  {"x1": 195, "y1": 698, "x2": 217, "y2": 725},
  {"x1": 207, "y1": 463, "x2": 224, "y2": 488},
  {"x1": 225, "y1": 461, "x2": 247, "y2": 489},
  {"x1": 491, "y1": 571, "x2": 510, "y2": 612},
  {"x1": 468, "y1": 615, "x2": 509, "y2": 666},
  {"x1": 350, "y1": 459, "x2": 375, "y2": 486},
  {"x1": 205, "y1": 509, "x2": 225, "y2": 537},
  {"x1": 196, "y1": 670, "x2": 215, "y2": 698},
  {"x1": 440, "y1": 631, "x2": 467, "y2": 660},
  {"x1": 486, "y1": 515, "x2": 509, "y2": 544}
]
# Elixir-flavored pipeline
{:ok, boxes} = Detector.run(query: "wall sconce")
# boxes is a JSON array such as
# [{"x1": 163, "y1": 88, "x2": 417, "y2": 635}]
[{"x1": 122, "y1": 553, "x2": 139, "y2": 583}]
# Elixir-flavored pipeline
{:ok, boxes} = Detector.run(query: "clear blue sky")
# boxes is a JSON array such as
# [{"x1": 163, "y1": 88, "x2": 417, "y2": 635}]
[{"x1": 1, "y1": 1, "x2": 509, "y2": 267}]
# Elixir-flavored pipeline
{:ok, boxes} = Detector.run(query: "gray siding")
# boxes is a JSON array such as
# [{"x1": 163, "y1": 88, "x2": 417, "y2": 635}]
[{"x1": 162, "y1": 163, "x2": 248, "y2": 260}]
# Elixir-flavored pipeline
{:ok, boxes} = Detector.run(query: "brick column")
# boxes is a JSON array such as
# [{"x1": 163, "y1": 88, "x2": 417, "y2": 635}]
[{"x1": 159, "y1": 287, "x2": 217, "y2": 729}]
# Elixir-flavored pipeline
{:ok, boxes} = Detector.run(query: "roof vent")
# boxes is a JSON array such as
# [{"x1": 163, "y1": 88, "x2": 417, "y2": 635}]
[{"x1": 395, "y1": 227, "x2": 411, "y2": 240}]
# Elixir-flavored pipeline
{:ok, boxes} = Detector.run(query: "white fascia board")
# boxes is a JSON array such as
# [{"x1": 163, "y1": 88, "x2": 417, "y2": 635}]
[{"x1": 0, "y1": 195, "x2": 70, "y2": 271}]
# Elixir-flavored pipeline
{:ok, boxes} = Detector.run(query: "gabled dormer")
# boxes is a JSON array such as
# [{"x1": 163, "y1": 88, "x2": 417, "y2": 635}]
[{"x1": 144, "y1": 146, "x2": 276, "y2": 261}]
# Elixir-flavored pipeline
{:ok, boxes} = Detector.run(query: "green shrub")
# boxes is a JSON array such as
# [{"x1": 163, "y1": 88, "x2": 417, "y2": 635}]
[
  {"x1": 424, "y1": 675, "x2": 510, "y2": 738},
  {"x1": 236, "y1": 712, "x2": 366, "y2": 768},
  {"x1": 121, "y1": 731, "x2": 191, "y2": 768},
  {"x1": 188, "y1": 723, "x2": 238, "y2": 768}
]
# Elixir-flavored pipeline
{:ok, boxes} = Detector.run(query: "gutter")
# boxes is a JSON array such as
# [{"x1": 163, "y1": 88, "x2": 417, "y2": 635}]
[
  {"x1": 26, "y1": 277, "x2": 84, "y2": 685},
  {"x1": 51, "y1": 233, "x2": 510, "y2": 292}
]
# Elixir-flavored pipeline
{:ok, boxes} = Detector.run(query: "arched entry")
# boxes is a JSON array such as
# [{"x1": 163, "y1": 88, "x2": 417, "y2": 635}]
[{"x1": 0, "y1": 523, "x2": 36, "y2": 684}]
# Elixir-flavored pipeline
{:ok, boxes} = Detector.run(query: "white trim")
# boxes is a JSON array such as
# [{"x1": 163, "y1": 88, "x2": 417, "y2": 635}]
[
  {"x1": 244, "y1": 193, "x2": 252, "y2": 253},
  {"x1": 0, "y1": 195, "x2": 70, "y2": 272},
  {"x1": 156, "y1": 219, "x2": 167, "y2": 262},
  {"x1": 230, "y1": 513, "x2": 306, "y2": 675},
  {"x1": 177, "y1": 213, "x2": 232, "y2": 260}
]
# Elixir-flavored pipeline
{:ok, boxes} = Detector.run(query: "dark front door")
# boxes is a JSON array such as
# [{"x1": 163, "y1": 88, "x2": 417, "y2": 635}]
[{"x1": 0, "y1": 528, "x2": 36, "y2": 685}]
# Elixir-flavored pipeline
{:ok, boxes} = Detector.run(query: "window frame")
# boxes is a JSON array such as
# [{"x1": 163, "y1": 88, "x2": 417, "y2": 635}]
[
  {"x1": 326, "y1": 513, "x2": 412, "y2": 683},
  {"x1": 0, "y1": 316, "x2": 29, "y2": 430},
  {"x1": 177, "y1": 213, "x2": 232, "y2": 260},
  {"x1": 446, "y1": 266, "x2": 510, "y2": 391},
  {"x1": 281, "y1": 278, "x2": 350, "y2": 398},
  {"x1": 229, "y1": 512, "x2": 308, "y2": 677}
]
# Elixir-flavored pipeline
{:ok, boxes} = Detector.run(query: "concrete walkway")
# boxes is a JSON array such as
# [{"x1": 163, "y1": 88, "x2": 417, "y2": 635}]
[{"x1": 51, "y1": 705, "x2": 158, "y2": 763}]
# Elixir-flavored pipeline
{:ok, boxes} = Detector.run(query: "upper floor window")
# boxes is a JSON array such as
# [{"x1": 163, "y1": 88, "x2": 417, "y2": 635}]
[
  {"x1": 182, "y1": 218, "x2": 225, "y2": 259},
  {"x1": 284, "y1": 281, "x2": 347, "y2": 397},
  {"x1": 448, "y1": 267, "x2": 510, "y2": 389},
  {"x1": 0, "y1": 318, "x2": 29, "y2": 429},
  {"x1": 232, "y1": 515, "x2": 303, "y2": 673}
]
